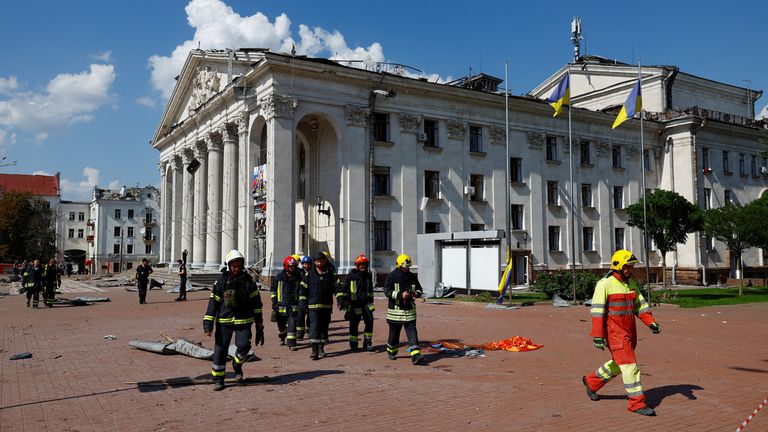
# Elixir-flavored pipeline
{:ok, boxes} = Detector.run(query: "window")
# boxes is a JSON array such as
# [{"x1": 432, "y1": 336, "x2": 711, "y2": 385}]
[
  {"x1": 583, "y1": 227, "x2": 594, "y2": 251},
  {"x1": 703, "y1": 188, "x2": 711, "y2": 210},
  {"x1": 128, "y1": 209, "x2": 135, "y2": 219},
  {"x1": 580, "y1": 141, "x2": 591, "y2": 165},
  {"x1": 511, "y1": 205, "x2": 523, "y2": 230},
  {"x1": 69, "y1": 212, "x2": 75, "y2": 221},
  {"x1": 127, "y1": 227, "x2": 134, "y2": 238},
  {"x1": 613, "y1": 186, "x2": 624, "y2": 209},
  {"x1": 68, "y1": 229, "x2": 75, "y2": 238},
  {"x1": 469, "y1": 174, "x2": 484, "y2": 201},
  {"x1": 425, "y1": 222, "x2": 441, "y2": 234},
  {"x1": 614, "y1": 228, "x2": 625, "y2": 251},
  {"x1": 510, "y1": 157, "x2": 522, "y2": 183},
  {"x1": 126, "y1": 244, "x2": 134, "y2": 255},
  {"x1": 724, "y1": 189, "x2": 733, "y2": 205},
  {"x1": 469, "y1": 125, "x2": 483, "y2": 152},
  {"x1": 643, "y1": 150, "x2": 651, "y2": 171},
  {"x1": 144, "y1": 228, "x2": 153, "y2": 240},
  {"x1": 114, "y1": 209, "x2": 121, "y2": 219},
  {"x1": 470, "y1": 223, "x2": 485, "y2": 231},
  {"x1": 113, "y1": 244, "x2": 120, "y2": 254},
  {"x1": 114, "y1": 226, "x2": 121, "y2": 237},
  {"x1": 547, "y1": 181, "x2": 559, "y2": 206},
  {"x1": 78, "y1": 212, "x2": 85, "y2": 221},
  {"x1": 704, "y1": 235, "x2": 714, "y2": 252},
  {"x1": 425, "y1": 170, "x2": 440, "y2": 198},
  {"x1": 145, "y1": 212, "x2": 153, "y2": 223},
  {"x1": 612, "y1": 146, "x2": 623, "y2": 169},
  {"x1": 77, "y1": 229, "x2": 84, "y2": 238},
  {"x1": 374, "y1": 166, "x2": 390, "y2": 196},
  {"x1": 702, "y1": 147, "x2": 710, "y2": 169},
  {"x1": 297, "y1": 144, "x2": 306, "y2": 200},
  {"x1": 581, "y1": 184, "x2": 593, "y2": 208},
  {"x1": 145, "y1": 244, "x2": 152, "y2": 254},
  {"x1": 423, "y1": 119, "x2": 438, "y2": 147},
  {"x1": 548, "y1": 226, "x2": 561, "y2": 251},
  {"x1": 751, "y1": 155, "x2": 757, "y2": 176},
  {"x1": 722, "y1": 151, "x2": 730, "y2": 174},
  {"x1": 739, "y1": 153, "x2": 746, "y2": 176},
  {"x1": 374, "y1": 221, "x2": 391, "y2": 251},
  {"x1": 546, "y1": 136, "x2": 558, "y2": 161},
  {"x1": 373, "y1": 112, "x2": 389, "y2": 142}
]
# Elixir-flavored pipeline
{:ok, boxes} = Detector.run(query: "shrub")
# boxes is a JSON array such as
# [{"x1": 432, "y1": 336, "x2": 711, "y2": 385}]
[{"x1": 534, "y1": 270, "x2": 602, "y2": 301}]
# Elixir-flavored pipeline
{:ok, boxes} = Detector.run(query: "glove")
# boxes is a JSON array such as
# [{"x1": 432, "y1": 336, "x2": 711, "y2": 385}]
[
  {"x1": 270, "y1": 310, "x2": 277, "y2": 322},
  {"x1": 650, "y1": 323, "x2": 661, "y2": 334},
  {"x1": 593, "y1": 337, "x2": 605, "y2": 350},
  {"x1": 255, "y1": 326, "x2": 265, "y2": 346}
]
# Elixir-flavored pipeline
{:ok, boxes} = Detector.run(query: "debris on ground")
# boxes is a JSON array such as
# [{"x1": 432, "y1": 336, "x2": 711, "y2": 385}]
[
  {"x1": 53, "y1": 297, "x2": 91, "y2": 306},
  {"x1": 96, "y1": 277, "x2": 134, "y2": 288},
  {"x1": 74, "y1": 297, "x2": 110, "y2": 302},
  {"x1": 430, "y1": 336, "x2": 543, "y2": 355},
  {"x1": 485, "y1": 304, "x2": 520, "y2": 310},
  {"x1": 10, "y1": 352, "x2": 33, "y2": 360},
  {"x1": 166, "y1": 284, "x2": 209, "y2": 293},
  {"x1": 126, "y1": 376, "x2": 271, "y2": 387},
  {"x1": 104, "y1": 335, "x2": 117, "y2": 340},
  {"x1": 129, "y1": 335, "x2": 256, "y2": 361},
  {"x1": 552, "y1": 294, "x2": 571, "y2": 307}
]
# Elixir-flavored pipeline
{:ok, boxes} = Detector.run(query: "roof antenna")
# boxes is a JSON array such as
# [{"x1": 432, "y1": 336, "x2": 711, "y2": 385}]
[
  {"x1": 197, "y1": 41, "x2": 201, "y2": 50},
  {"x1": 571, "y1": 17, "x2": 582, "y2": 62}
]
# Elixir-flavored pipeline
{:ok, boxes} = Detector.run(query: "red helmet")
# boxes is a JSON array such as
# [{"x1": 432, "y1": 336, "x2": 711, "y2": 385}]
[
  {"x1": 354, "y1": 254, "x2": 369, "y2": 270},
  {"x1": 283, "y1": 255, "x2": 298, "y2": 271}
]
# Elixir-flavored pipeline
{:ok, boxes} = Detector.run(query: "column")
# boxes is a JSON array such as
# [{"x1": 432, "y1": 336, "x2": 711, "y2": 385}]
[
  {"x1": 192, "y1": 140, "x2": 208, "y2": 268},
  {"x1": 221, "y1": 123, "x2": 239, "y2": 255},
  {"x1": 237, "y1": 111, "x2": 251, "y2": 262},
  {"x1": 341, "y1": 105, "x2": 369, "y2": 273},
  {"x1": 171, "y1": 155, "x2": 183, "y2": 263},
  {"x1": 181, "y1": 147, "x2": 195, "y2": 263},
  {"x1": 157, "y1": 160, "x2": 168, "y2": 264},
  {"x1": 205, "y1": 133, "x2": 224, "y2": 268}
]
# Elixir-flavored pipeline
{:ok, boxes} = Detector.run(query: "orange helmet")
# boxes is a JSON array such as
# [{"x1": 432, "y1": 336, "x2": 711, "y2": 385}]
[
  {"x1": 354, "y1": 254, "x2": 369, "y2": 270},
  {"x1": 283, "y1": 255, "x2": 298, "y2": 271}
]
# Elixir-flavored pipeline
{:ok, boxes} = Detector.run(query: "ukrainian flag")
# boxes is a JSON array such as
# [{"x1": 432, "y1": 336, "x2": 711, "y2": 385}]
[
  {"x1": 547, "y1": 74, "x2": 570, "y2": 117},
  {"x1": 612, "y1": 80, "x2": 642, "y2": 129},
  {"x1": 497, "y1": 259, "x2": 514, "y2": 293}
]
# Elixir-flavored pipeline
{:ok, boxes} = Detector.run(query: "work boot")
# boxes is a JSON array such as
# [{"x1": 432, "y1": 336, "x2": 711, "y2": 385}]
[
  {"x1": 411, "y1": 353, "x2": 424, "y2": 365},
  {"x1": 633, "y1": 407, "x2": 656, "y2": 416},
  {"x1": 233, "y1": 359, "x2": 244, "y2": 383},
  {"x1": 318, "y1": 343, "x2": 327, "y2": 359},
  {"x1": 289, "y1": 344, "x2": 298, "y2": 352},
  {"x1": 213, "y1": 380, "x2": 225, "y2": 391},
  {"x1": 388, "y1": 352, "x2": 397, "y2": 360},
  {"x1": 310, "y1": 343, "x2": 319, "y2": 360},
  {"x1": 350, "y1": 342, "x2": 359, "y2": 352},
  {"x1": 26, "y1": 300, "x2": 30, "y2": 308},
  {"x1": 174, "y1": 297, "x2": 183, "y2": 301},
  {"x1": 279, "y1": 338, "x2": 286, "y2": 346},
  {"x1": 582, "y1": 376, "x2": 600, "y2": 401},
  {"x1": 363, "y1": 340, "x2": 373, "y2": 352}
]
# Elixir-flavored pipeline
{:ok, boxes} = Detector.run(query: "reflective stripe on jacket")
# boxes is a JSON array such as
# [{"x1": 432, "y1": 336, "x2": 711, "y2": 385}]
[
  {"x1": 384, "y1": 268, "x2": 422, "y2": 323},
  {"x1": 590, "y1": 274, "x2": 655, "y2": 349}
]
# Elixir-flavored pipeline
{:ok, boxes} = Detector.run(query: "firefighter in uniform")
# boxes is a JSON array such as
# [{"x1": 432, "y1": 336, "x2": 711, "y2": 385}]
[
  {"x1": 135, "y1": 258, "x2": 153, "y2": 304},
  {"x1": 581, "y1": 249, "x2": 661, "y2": 416},
  {"x1": 203, "y1": 250, "x2": 265, "y2": 391},
  {"x1": 300, "y1": 252, "x2": 338, "y2": 360},
  {"x1": 271, "y1": 256, "x2": 301, "y2": 350},
  {"x1": 297, "y1": 255, "x2": 313, "y2": 339},
  {"x1": 384, "y1": 253, "x2": 424, "y2": 365},
  {"x1": 42, "y1": 258, "x2": 62, "y2": 308},
  {"x1": 336, "y1": 254, "x2": 375, "y2": 352},
  {"x1": 22, "y1": 259, "x2": 44, "y2": 308}
]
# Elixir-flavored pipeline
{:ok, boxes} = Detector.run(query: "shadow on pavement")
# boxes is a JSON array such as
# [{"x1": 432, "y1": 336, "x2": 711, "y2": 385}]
[
  {"x1": 0, "y1": 387, "x2": 135, "y2": 410},
  {"x1": 134, "y1": 369, "x2": 345, "y2": 392},
  {"x1": 729, "y1": 366, "x2": 768, "y2": 373},
  {"x1": 645, "y1": 384, "x2": 703, "y2": 408}
]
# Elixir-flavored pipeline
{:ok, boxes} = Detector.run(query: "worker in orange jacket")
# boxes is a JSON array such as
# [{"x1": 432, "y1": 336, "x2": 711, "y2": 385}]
[{"x1": 581, "y1": 250, "x2": 661, "y2": 416}]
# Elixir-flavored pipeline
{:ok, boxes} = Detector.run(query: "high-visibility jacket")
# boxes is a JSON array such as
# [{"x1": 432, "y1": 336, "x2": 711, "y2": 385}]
[
  {"x1": 271, "y1": 270, "x2": 300, "y2": 314},
  {"x1": 384, "y1": 268, "x2": 422, "y2": 323},
  {"x1": 590, "y1": 274, "x2": 655, "y2": 351},
  {"x1": 203, "y1": 271, "x2": 263, "y2": 332},
  {"x1": 23, "y1": 265, "x2": 44, "y2": 289},
  {"x1": 336, "y1": 269, "x2": 375, "y2": 313},
  {"x1": 300, "y1": 267, "x2": 338, "y2": 310},
  {"x1": 43, "y1": 264, "x2": 62, "y2": 288}
]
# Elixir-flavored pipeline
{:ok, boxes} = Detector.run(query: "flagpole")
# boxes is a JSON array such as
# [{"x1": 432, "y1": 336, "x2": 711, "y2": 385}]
[
  {"x1": 567, "y1": 66, "x2": 577, "y2": 305},
  {"x1": 504, "y1": 61, "x2": 513, "y2": 304},
  {"x1": 638, "y1": 61, "x2": 652, "y2": 303}
]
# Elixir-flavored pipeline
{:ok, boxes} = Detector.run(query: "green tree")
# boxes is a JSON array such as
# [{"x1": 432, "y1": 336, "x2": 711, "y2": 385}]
[
  {"x1": 703, "y1": 203, "x2": 763, "y2": 295},
  {"x1": 627, "y1": 189, "x2": 703, "y2": 291},
  {"x1": 748, "y1": 193, "x2": 768, "y2": 250},
  {"x1": 0, "y1": 192, "x2": 57, "y2": 262}
]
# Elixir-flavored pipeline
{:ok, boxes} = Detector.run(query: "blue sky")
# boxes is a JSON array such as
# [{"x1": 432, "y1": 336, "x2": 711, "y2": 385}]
[{"x1": 1, "y1": 0, "x2": 766, "y2": 201}]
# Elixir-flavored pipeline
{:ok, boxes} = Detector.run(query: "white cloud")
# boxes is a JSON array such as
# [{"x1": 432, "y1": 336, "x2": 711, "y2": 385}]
[
  {"x1": 60, "y1": 166, "x2": 120, "y2": 201},
  {"x1": 148, "y1": 0, "x2": 387, "y2": 99},
  {"x1": 135, "y1": 96, "x2": 157, "y2": 109},
  {"x1": 0, "y1": 76, "x2": 19, "y2": 94},
  {"x1": 0, "y1": 64, "x2": 116, "y2": 141},
  {"x1": 32, "y1": 170, "x2": 52, "y2": 176},
  {"x1": 96, "y1": 51, "x2": 112, "y2": 62},
  {"x1": 759, "y1": 104, "x2": 768, "y2": 120}
]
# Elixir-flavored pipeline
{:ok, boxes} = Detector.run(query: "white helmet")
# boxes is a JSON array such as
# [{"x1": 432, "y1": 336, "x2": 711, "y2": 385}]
[{"x1": 224, "y1": 249, "x2": 244, "y2": 265}]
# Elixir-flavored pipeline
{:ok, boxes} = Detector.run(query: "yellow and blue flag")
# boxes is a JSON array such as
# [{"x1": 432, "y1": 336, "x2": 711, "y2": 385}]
[
  {"x1": 497, "y1": 259, "x2": 514, "y2": 293},
  {"x1": 547, "y1": 74, "x2": 570, "y2": 117},
  {"x1": 612, "y1": 79, "x2": 642, "y2": 129}
]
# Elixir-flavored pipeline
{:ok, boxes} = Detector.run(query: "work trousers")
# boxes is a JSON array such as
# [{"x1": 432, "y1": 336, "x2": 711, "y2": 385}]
[
  {"x1": 25, "y1": 285, "x2": 41, "y2": 308},
  {"x1": 584, "y1": 342, "x2": 647, "y2": 411},
  {"x1": 386, "y1": 320, "x2": 420, "y2": 358},
  {"x1": 348, "y1": 305, "x2": 374, "y2": 348},
  {"x1": 137, "y1": 280, "x2": 148, "y2": 304},
  {"x1": 43, "y1": 282, "x2": 57, "y2": 307},
  {"x1": 296, "y1": 305, "x2": 308, "y2": 339},
  {"x1": 178, "y1": 276, "x2": 187, "y2": 299},
  {"x1": 308, "y1": 308, "x2": 332, "y2": 344},
  {"x1": 210, "y1": 324, "x2": 252, "y2": 381}
]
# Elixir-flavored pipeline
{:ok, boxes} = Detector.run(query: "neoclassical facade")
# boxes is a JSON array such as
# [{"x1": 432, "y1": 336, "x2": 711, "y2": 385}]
[{"x1": 152, "y1": 49, "x2": 767, "y2": 285}]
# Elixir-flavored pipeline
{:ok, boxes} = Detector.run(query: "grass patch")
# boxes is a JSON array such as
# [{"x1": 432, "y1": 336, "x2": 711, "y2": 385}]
[
  {"x1": 652, "y1": 286, "x2": 768, "y2": 308},
  {"x1": 441, "y1": 291, "x2": 549, "y2": 304}
]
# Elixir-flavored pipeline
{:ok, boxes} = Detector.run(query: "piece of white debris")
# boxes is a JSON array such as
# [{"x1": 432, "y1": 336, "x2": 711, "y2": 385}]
[{"x1": 104, "y1": 335, "x2": 117, "y2": 340}]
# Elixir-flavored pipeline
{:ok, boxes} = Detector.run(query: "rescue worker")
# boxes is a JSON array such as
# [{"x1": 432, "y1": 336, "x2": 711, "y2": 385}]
[
  {"x1": 384, "y1": 253, "x2": 424, "y2": 365},
  {"x1": 135, "y1": 258, "x2": 153, "y2": 304},
  {"x1": 175, "y1": 258, "x2": 188, "y2": 301},
  {"x1": 300, "y1": 251, "x2": 338, "y2": 360},
  {"x1": 22, "y1": 259, "x2": 44, "y2": 308},
  {"x1": 336, "y1": 254, "x2": 375, "y2": 352},
  {"x1": 297, "y1": 255, "x2": 313, "y2": 339},
  {"x1": 203, "y1": 250, "x2": 265, "y2": 391},
  {"x1": 581, "y1": 249, "x2": 661, "y2": 416},
  {"x1": 271, "y1": 256, "x2": 301, "y2": 350},
  {"x1": 42, "y1": 258, "x2": 62, "y2": 308}
]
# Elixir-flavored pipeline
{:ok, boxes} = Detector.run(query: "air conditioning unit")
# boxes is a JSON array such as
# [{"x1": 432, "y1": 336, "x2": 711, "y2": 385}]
[
  {"x1": 464, "y1": 186, "x2": 476, "y2": 196},
  {"x1": 417, "y1": 132, "x2": 428, "y2": 142}
]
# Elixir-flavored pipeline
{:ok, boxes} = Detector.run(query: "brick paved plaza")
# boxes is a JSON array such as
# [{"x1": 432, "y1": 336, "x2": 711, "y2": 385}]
[{"x1": 1, "y1": 278, "x2": 767, "y2": 431}]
